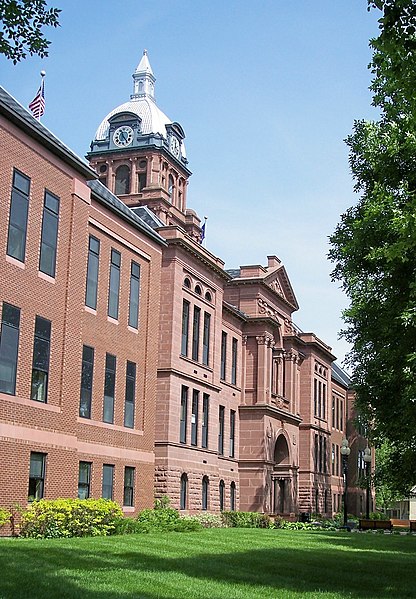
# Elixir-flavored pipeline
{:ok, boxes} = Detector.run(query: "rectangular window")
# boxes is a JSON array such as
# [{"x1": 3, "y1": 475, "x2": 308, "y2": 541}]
[
  {"x1": 102, "y1": 464, "x2": 114, "y2": 500},
  {"x1": 332, "y1": 395, "x2": 335, "y2": 428},
  {"x1": 181, "y1": 300, "x2": 190, "y2": 356},
  {"x1": 79, "y1": 345, "x2": 94, "y2": 418},
  {"x1": 218, "y1": 405, "x2": 225, "y2": 455},
  {"x1": 336, "y1": 396, "x2": 340, "y2": 430},
  {"x1": 229, "y1": 409, "x2": 236, "y2": 458},
  {"x1": 124, "y1": 360, "x2": 136, "y2": 428},
  {"x1": 202, "y1": 312, "x2": 211, "y2": 366},
  {"x1": 108, "y1": 249, "x2": 121, "y2": 319},
  {"x1": 192, "y1": 306, "x2": 200, "y2": 361},
  {"x1": 128, "y1": 261, "x2": 140, "y2": 328},
  {"x1": 0, "y1": 302, "x2": 20, "y2": 395},
  {"x1": 220, "y1": 332, "x2": 227, "y2": 381},
  {"x1": 314, "y1": 378, "x2": 317, "y2": 417},
  {"x1": 180, "y1": 386, "x2": 188, "y2": 443},
  {"x1": 103, "y1": 353, "x2": 116, "y2": 423},
  {"x1": 28, "y1": 452, "x2": 46, "y2": 501},
  {"x1": 30, "y1": 316, "x2": 51, "y2": 403},
  {"x1": 319, "y1": 435, "x2": 323, "y2": 473},
  {"x1": 78, "y1": 462, "x2": 91, "y2": 499},
  {"x1": 231, "y1": 338, "x2": 238, "y2": 385},
  {"x1": 323, "y1": 436, "x2": 327, "y2": 473},
  {"x1": 340, "y1": 399, "x2": 344, "y2": 432},
  {"x1": 191, "y1": 389, "x2": 199, "y2": 446},
  {"x1": 332, "y1": 443, "x2": 335, "y2": 475},
  {"x1": 202, "y1": 393, "x2": 209, "y2": 449},
  {"x1": 39, "y1": 190, "x2": 59, "y2": 277},
  {"x1": 318, "y1": 381, "x2": 322, "y2": 419},
  {"x1": 7, "y1": 169, "x2": 30, "y2": 262},
  {"x1": 322, "y1": 384, "x2": 326, "y2": 420},
  {"x1": 314, "y1": 434, "x2": 319, "y2": 472},
  {"x1": 85, "y1": 236, "x2": 100, "y2": 309},
  {"x1": 123, "y1": 466, "x2": 135, "y2": 507}
]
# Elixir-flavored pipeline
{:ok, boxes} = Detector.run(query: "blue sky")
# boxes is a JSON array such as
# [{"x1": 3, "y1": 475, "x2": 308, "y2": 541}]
[{"x1": 1, "y1": 0, "x2": 381, "y2": 366}]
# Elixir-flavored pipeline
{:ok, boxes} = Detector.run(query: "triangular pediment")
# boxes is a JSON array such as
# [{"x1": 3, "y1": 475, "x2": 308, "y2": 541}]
[{"x1": 264, "y1": 266, "x2": 299, "y2": 311}]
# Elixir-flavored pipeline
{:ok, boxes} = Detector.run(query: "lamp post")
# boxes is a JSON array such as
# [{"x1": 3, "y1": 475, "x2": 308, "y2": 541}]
[
  {"x1": 363, "y1": 446, "x2": 372, "y2": 519},
  {"x1": 340, "y1": 438, "x2": 351, "y2": 529}
]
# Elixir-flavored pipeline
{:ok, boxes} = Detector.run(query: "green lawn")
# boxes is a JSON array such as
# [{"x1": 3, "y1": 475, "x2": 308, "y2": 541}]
[{"x1": 0, "y1": 529, "x2": 414, "y2": 599}]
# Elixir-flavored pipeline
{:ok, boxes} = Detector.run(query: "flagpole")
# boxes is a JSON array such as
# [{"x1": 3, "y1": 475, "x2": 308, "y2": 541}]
[
  {"x1": 39, "y1": 71, "x2": 45, "y2": 122},
  {"x1": 28, "y1": 71, "x2": 46, "y2": 121}
]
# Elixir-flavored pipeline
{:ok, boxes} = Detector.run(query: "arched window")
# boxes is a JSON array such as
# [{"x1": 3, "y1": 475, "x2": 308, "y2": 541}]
[
  {"x1": 115, "y1": 165, "x2": 130, "y2": 195},
  {"x1": 195, "y1": 284, "x2": 202, "y2": 296},
  {"x1": 180, "y1": 473, "x2": 188, "y2": 510},
  {"x1": 202, "y1": 476, "x2": 209, "y2": 511},
  {"x1": 184, "y1": 277, "x2": 191, "y2": 289},
  {"x1": 205, "y1": 291, "x2": 212, "y2": 302},
  {"x1": 230, "y1": 481, "x2": 236, "y2": 511},
  {"x1": 219, "y1": 480, "x2": 225, "y2": 511},
  {"x1": 274, "y1": 435, "x2": 290, "y2": 465}
]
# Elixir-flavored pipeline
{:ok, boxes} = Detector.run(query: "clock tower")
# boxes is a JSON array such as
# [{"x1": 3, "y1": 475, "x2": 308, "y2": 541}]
[{"x1": 87, "y1": 50, "x2": 201, "y2": 239}]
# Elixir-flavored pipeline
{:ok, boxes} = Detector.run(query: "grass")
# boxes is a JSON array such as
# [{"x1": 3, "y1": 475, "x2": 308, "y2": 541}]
[{"x1": 0, "y1": 528, "x2": 415, "y2": 599}]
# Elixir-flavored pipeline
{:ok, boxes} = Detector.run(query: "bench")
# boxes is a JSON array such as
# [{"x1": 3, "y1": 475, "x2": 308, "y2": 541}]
[
  {"x1": 391, "y1": 519, "x2": 410, "y2": 529},
  {"x1": 359, "y1": 518, "x2": 392, "y2": 531},
  {"x1": 410, "y1": 521, "x2": 416, "y2": 532}
]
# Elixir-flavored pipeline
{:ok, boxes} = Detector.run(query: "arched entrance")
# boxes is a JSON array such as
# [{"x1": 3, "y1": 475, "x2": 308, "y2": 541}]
[{"x1": 272, "y1": 434, "x2": 293, "y2": 515}]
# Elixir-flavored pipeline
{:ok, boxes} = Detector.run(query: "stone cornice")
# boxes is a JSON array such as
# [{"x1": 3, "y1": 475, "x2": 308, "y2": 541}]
[{"x1": 239, "y1": 404, "x2": 302, "y2": 425}]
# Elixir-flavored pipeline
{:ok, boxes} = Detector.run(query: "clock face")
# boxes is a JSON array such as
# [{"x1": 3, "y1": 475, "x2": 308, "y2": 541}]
[
  {"x1": 169, "y1": 136, "x2": 180, "y2": 158},
  {"x1": 113, "y1": 125, "x2": 134, "y2": 148}
]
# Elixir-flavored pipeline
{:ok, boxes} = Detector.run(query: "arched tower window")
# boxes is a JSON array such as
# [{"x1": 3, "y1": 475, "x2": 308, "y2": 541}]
[
  {"x1": 138, "y1": 159, "x2": 147, "y2": 192},
  {"x1": 202, "y1": 476, "x2": 209, "y2": 511},
  {"x1": 230, "y1": 481, "x2": 236, "y2": 511},
  {"x1": 115, "y1": 165, "x2": 131, "y2": 195},
  {"x1": 219, "y1": 480, "x2": 225, "y2": 511},
  {"x1": 180, "y1": 473, "x2": 188, "y2": 510}
]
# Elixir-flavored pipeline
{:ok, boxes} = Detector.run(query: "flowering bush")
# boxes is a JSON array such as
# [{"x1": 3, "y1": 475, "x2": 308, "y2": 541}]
[
  {"x1": 0, "y1": 508, "x2": 11, "y2": 529},
  {"x1": 20, "y1": 498, "x2": 123, "y2": 538},
  {"x1": 221, "y1": 511, "x2": 272, "y2": 528}
]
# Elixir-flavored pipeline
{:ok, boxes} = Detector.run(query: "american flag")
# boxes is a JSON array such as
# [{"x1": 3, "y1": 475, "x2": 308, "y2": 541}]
[{"x1": 29, "y1": 77, "x2": 45, "y2": 119}]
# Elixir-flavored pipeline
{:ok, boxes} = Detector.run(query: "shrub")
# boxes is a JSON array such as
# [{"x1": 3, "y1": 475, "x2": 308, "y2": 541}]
[
  {"x1": 189, "y1": 513, "x2": 225, "y2": 528},
  {"x1": 369, "y1": 511, "x2": 389, "y2": 520},
  {"x1": 0, "y1": 508, "x2": 11, "y2": 529},
  {"x1": 20, "y1": 498, "x2": 123, "y2": 539},
  {"x1": 135, "y1": 506, "x2": 202, "y2": 533},
  {"x1": 221, "y1": 511, "x2": 272, "y2": 528}
]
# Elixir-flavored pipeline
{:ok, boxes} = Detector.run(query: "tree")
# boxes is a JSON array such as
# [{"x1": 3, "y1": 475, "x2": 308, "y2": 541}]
[
  {"x1": 329, "y1": 0, "x2": 416, "y2": 496},
  {"x1": 0, "y1": 0, "x2": 60, "y2": 63}
]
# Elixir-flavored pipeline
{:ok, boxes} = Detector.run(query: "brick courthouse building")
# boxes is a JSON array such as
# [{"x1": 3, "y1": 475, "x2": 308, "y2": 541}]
[{"x1": 0, "y1": 52, "x2": 363, "y2": 518}]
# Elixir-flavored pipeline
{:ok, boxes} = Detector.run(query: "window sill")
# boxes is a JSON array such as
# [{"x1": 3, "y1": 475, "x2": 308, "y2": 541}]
[
  {"x1": 76, "y1": 417, "x2": 143, "y2": 435},
  {"x1": 38, "y1": 271, "x2": 56, "y2": 284},
  {"x1": 5, "y1": 255, "x2": 25, "y2": 269},
  {"x1": 0, "y1": 392, "x2": 61, "y2": 412}
]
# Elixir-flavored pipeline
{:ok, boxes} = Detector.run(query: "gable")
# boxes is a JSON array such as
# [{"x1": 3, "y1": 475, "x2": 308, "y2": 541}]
[{"x1": 264, "y1": 266, "x2": 299, "y2": 311}]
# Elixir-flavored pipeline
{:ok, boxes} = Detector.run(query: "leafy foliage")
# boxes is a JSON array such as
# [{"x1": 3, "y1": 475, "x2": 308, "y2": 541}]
[
  {"x1": 135, "y1": 505, "x2": 202, "y2": 533},
  {"x1": 20, "y1": 498, "x2": 123, "y2": 538},
  {"x1": 0, "y1": 0, "x2": 60, "y2": 63},
  {"x1": 0, "y1": 508, "x2": 11, "y2": 529},
  {"x1": 189, "y1": 513, "x2": 225, "y2": 528},
  {"x1": 329, "y1": 0, "x2": 416, "y2": 496},
  {"x1": 221, "y1": 511, "x2": 272, "y2": 528}
]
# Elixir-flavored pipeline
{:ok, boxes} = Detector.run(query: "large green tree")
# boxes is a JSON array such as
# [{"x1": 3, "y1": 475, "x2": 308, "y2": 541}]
[
  {"x1": 0, "y1": 0, "x2": 60, "y2": 63},
  {"x1": 329, "y1": 0, "x2": 416, "y2": 496}
]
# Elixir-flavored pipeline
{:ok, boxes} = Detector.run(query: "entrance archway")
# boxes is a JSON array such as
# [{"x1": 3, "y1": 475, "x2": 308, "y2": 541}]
[{"x1": 272, "y1": 434, "x2": 291, "y2": 514}]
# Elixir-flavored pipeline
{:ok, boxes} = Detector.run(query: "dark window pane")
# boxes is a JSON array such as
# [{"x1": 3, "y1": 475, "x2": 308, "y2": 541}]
[
  {"x1": 108, "y1": 250, "x2": 121, "y2": 319},
  {"x1": 79, "y1": 345, "x2": 94, "y2": 418},
  {"x1": 181, "y1": 300, "x2": 189, "y2": 356},
  {"x1": 192, "y1": 307, "x2": 200, "y2": 361},
  {"x1": 123, "y1": 466, "x2": 134, "y2": 506},
  {"x1": 218, "y1": 406, "x2": 225, "y2": 455},
  {"x1": 7, "y1": 189, "x2": 29, "y2": 262},
  {"x1": 102, "y1": 464, "x2": 114, "y2": 499},
  {"x1": 191, "y1": 390, "x2": 199, "y2": 446},
  {"x1": 202, "y1": 312, "x2": 210, "y2": 366},
  {"x1": 103, "y1": 353, "x2": 116, "y2": 423},
  {"x1": 28, "y1": 452, "x2": 46, "y2": 501},
  {"x1": 14, "y1": 170, "x2": 30, "y2": 195},
  {"x1": 124, "y1": 360, "x2": 136, "y2": 428},
  {"x1": 78, "y1": 462, "x2": 91, "y2": 499},
  {"x1": 180, "y1": 386, "x2": 188, "y2": 443},
  {"x1": 202, "y1": 394, "x2": 209, "y2": 448},
  {"x1": 129, "y1": 262, "x2": 140, "y2": 328},
  {"x1": 0, "y1": 303, "x2": 20, "y2": 395},
  {"x1": 220, "y1": 332, "x2": 227, "y2": 380},
  {"x1": 85, "y1": 236, "x2": 100, "y2": 309}
]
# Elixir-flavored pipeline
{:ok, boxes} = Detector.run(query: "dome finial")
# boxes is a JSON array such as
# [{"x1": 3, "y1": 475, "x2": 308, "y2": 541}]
[{"x1": 132, "y1": 50, "x2": 155, "y2": 100}]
